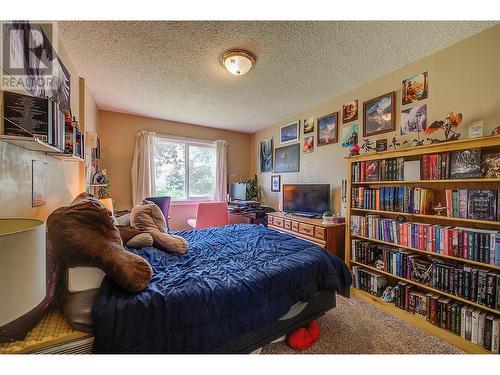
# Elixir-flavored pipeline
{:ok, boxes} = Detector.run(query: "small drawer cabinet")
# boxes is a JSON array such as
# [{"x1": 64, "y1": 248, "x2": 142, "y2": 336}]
[{"x1": 266, "y1": 212, "x2": 345, "y2": 260}]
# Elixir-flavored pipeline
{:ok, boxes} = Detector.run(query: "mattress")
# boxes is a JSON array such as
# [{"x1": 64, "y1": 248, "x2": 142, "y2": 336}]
[
  {"x1": 92, "y1": 224, "x2": 351, "y2": 353},
  {"x1": 61, "y1": 290, "x2": 335, "y2": 354}
]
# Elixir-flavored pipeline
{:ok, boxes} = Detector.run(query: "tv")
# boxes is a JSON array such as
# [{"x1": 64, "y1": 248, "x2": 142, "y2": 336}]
[
  {"x1": 282, "y1": 184, "x2": 330, "y2": 217},
  {"x1": 230, "y1": 182, "x2": 247, "y2": 201}
]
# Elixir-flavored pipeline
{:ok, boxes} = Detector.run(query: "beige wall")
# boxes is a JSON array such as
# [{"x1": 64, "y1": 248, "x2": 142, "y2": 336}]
[
  {"x1": 0, "y1": 35, "x2": 100, "y2": 220},
  {"x1": 98, "y1": 110, "x2": 252, "y2": 211},
  {"x1": 251, "y1": 24, "x2": 500, "y2": 215}
]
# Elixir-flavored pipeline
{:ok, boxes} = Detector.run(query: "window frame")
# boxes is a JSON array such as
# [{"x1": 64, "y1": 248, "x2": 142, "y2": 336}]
[{"x1": 154, "y1": 134, "x2": 216, "y2": 202}]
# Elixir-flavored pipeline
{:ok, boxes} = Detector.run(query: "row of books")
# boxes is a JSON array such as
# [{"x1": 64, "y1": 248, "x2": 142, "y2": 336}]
[
  {"x1": 351, "y1": 148, "x2": 499, "y2": 182},
  {"x1": 351, "y1": 186, "x2": 434, "y2": 214},
  {"x1": 351, "y1": 267, "x2": 500, "y2": 352},
  {"x1": 444, "y1": 189, "x2": 499, "y2": 221},
  {"x1": 350, "y1": 215, "x2": 500, "y2": 266},
  {"x1": 352, "y1": 158, "x2": 404, "y2": 182},
  {"x1": 395, "y1": 281, "x2": 500, "y2": 352},
  {"x1": 351, "y1": 240, "x2": 500, "y2": 310}
]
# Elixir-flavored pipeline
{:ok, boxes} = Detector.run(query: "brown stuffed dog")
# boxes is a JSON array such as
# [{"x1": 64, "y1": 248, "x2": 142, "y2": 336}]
[
  {"x1": 130, "y1": 200, "x2": 189, "y2": 254},
  {"x1": 47, "y1": 193, "x2": 153, "y2": 292}
]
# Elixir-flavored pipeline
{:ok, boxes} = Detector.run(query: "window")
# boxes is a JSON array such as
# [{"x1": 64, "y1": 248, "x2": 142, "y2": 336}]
[{"x1": 154, "y1": 137, "x2": 216, "y2": 200}]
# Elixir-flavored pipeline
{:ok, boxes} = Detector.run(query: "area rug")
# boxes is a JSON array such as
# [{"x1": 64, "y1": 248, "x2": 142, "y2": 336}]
[{"x1": 261, "y1": 295, "x2": 463, "y2": 354}]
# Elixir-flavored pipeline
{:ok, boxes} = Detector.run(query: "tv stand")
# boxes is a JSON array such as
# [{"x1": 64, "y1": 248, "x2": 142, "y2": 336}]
[{"x1": 267, "y1": 212, "x2": 345, "y2": 260}]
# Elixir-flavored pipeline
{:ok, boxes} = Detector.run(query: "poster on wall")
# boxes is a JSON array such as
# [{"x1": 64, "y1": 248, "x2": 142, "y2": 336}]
[
  {"x1": 341, "y1": 123, "x2": 359, "y2": 148},
  {"x1": 402, "y1": 71, "x2": 428, "y2": 105},
  {"x1": 274, "y1": 143, "x2": 300, "y2": 173},
  {"x1": 400, "y1": 104, "x2": 427, "y2": 135},
  {"x1": 3, "y1": 22, "x2": 71, "y2": 112},
  {"x1": 259, "y1": 138, "x2": 273, "y2": 172},
  {"x1": 32, "y1": 160, "x2": 47, "y2": 207}
]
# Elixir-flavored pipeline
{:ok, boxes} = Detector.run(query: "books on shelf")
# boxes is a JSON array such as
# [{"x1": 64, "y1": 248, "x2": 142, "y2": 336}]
[
  {"x1": 352, "y1": 186, "x2": 435, "y2": 214},
  {"x1": 352, "y1": 187, "x2": 500, "y2": 222},
  {"x1": 351, "y1": 265, "x2": 387, "y2": 297},
  {"x1": 351, "y1": 239, "x2": 500, "y2": 310},
  {"x1": 351, "y1": 276, "x2": 500, "y2": 352},
  {"x1": 351, "y1": 147, "x2": 499, "y2": 182},
  {"x1": 350, "y1": 215, "x2": 500, "y2": 266}
]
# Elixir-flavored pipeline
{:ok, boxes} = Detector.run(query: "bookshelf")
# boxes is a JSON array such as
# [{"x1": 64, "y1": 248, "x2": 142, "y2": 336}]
[{"x1": 345, "y1": 135, "x2": 500, "y2": 354}]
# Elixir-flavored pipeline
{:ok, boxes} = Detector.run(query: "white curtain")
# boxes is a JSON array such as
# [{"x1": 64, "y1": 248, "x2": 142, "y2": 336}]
[
  {"x1": 214, "y1": 140, "x2": 228, "y2": 201},
  {"x1": 131, "y1": 130, "x2": 156, "y2": 206}
]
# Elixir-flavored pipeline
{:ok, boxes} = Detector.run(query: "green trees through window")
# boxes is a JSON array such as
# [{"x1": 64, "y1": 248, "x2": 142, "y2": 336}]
[{"x1": 155, "y1": 138, "x2": 215, "y2": 200}]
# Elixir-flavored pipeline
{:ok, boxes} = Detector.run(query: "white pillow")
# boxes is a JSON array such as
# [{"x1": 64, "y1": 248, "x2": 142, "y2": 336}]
[{"x1": 67, "y1": 267, "x2": 105, "y2": 292}]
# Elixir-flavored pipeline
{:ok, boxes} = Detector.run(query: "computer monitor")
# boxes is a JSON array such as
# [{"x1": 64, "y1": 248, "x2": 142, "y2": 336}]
[{"x1": 230, "y1": 183, "x2": 247, "y2": 201}]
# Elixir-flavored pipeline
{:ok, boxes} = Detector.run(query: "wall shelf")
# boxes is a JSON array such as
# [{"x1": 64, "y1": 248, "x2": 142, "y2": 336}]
[
  {"x1": 46, "y1": 152, "x2": 84, "y2": 162},
  {"x1": 0, "y1": 135, "x2": 61, "y2": 153}
]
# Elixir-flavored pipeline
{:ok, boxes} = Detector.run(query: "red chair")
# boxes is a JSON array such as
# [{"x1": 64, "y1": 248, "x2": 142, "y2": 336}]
[{"x1": 187, "y1": 202, "x2": 228, "y2": 229}]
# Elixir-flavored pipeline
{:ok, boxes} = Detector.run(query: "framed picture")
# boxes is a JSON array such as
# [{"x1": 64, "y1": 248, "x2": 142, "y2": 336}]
[
  {"x1": 303, "y1": 135, "x2": 314, "y2": 153},
  {"x1": 341, "y1": 123, "x2": 359, "y2": 148},
  {"x1": 274, "y1": 143, "x2": 300, "y2": 173},
  {"x1": 342, "y1": 99, "x2": 358, "y2": 123},
  {"x1": 317, "y1": 112, "x2": 339, "y2": 146},
  {"x1": 280, "y1": 121, "x2": 300, "y2": 144},
  {"x1": 303, "y1": 116, "x2": 314, "y2": 134},
  {"x1": 32, "y1": 160, "x2": 46, "y2": 207},
  {"x1": 400, "y1": 103, "x2": 427, "y2": 135},
  {"x1": 363, "y1": 92, "x2": 395, "y2": 137},
  {"x1": 402, "y1": 71, "x2": 428, "y2": 105},
  {"x1": 375, "y1": 139, "x2": 387, "y2": 152},
  {"x1": 259, "y1": 138, "x2": 273, "y2": 172},
  {"x1": 271, "y1": 175, "x2": 281, "y2": 192}
]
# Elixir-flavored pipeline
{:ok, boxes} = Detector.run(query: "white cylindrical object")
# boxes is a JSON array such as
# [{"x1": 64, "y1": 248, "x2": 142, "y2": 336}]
[{"x1": 0, "y1": 218, "x2": 46, "y2": 328}]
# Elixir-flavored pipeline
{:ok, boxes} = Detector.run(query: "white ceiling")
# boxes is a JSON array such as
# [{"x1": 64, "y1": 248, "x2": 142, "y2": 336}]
[{"x1": 58, "y1": 21, "x2": 495, "y2": 133}]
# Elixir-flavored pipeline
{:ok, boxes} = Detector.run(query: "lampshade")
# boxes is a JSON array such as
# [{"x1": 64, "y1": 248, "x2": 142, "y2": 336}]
[
  {"x1": 99, "y1": 198, "x2": 114, "y2": 213},
  {"x1": 222, "y1": 49, "x2": 256, "y2": 76},
  {"x1": 0, "y1": 218, "x2": 46, "y2": 341}
]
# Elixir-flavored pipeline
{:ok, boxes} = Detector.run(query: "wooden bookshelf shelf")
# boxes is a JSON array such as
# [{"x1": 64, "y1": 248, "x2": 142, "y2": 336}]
[
  {"x1": 351, "y1": 234, "x2": 500, "y2": 271},
  {"x1": 346, "y1": 135, "x2": 500, "y2": 354},
  {"x1": 351, "y1": 261, "x2": 500, "y2": 316},
  {"x1": 0, "y1": 134, "x2": 61, "y2": 153},
  {"x1": 351, "y1": 288, "x2": 492, "y2": 354},
  {"x1": 350, "y1": 207, "x2": 500, "y2": 228},
  {"x1": 352, "y1": 178, "x2": 500, "y2": 186},
  {"x1": 345, "y1": 135, "x2": 500, "y2": 162}
]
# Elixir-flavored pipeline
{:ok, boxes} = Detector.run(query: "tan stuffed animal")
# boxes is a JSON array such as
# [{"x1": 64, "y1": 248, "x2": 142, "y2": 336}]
[
  {"x1": 47, "y1": 193, "x2": 153, "y2": 292},
  {"x1": 130, "y1": 200, "x2": 189, "y2": 254}
]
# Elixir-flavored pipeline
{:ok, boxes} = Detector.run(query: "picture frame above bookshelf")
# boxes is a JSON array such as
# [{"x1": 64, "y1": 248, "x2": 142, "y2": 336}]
[{"x1": 345, "y1": 134, "x2": 500, "y2": 354}]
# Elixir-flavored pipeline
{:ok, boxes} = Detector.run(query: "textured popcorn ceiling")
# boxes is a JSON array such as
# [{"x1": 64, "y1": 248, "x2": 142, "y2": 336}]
[{"x1": 58, "y1": 21, "x2": 495, "y2": 133}]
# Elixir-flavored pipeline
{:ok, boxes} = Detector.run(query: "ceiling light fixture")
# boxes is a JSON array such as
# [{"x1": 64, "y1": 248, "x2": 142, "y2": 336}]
[{"x1": 222, "y1": 49, "x2": 256, "y2": 76}]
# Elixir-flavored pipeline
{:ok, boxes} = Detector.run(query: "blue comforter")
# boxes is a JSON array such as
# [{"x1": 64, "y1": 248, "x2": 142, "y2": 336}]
[{"x1": 92, "y1": 224, "x2": 351, "y2": 353}]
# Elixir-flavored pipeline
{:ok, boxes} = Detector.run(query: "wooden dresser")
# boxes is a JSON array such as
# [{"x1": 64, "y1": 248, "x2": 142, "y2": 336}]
[{"x1": 267, "y1": 212, "x2": 345, "y2": 260}]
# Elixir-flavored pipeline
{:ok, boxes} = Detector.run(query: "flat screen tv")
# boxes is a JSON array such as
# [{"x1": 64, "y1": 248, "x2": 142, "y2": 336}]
[{"x1": 282, "y1": 184, "x2": 330, "y2": 217}]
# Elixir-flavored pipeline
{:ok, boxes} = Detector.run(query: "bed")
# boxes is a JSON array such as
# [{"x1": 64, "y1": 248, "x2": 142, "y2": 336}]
[{"x1": 88, "y1": 224, "x2": 351, "y2": 353}]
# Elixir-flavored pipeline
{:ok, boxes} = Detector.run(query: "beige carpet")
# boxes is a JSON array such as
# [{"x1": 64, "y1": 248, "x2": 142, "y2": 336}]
[{"x1": 261, "y1": 295, "x2": 464, "y2": 354}]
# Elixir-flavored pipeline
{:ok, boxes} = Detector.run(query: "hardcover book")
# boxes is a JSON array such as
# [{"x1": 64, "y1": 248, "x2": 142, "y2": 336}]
[
  {"x1": 481, "y1": 153, "x2": 500, "y2": 178},
  {"x1": 365, "y1": 160, "x2": 380, "y2": 182},
  {"x1": 450, "y1": 148, "x2": 482, "y2": 179},
  {"x1": 467, "y1": 190, "x2": 498, "y2": 221}
]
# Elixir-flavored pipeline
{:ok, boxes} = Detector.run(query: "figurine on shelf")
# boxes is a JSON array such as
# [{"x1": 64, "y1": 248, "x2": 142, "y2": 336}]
[
  {"x1": 492, "y1": 126, "x2": 500, "y2": 135},
  {"x1": 424, "y1": 112, "x2": 463, "y2": 142},
  {"x1": 349, "y1": 143, "x2": 360, "y2": 156},
  {"x1": 426, "y1": 137, "x2": 441, "y2": 144},
  {"x1": 361, "y1": 138, "x2": 374, "y2": 153},
  {"x1": 389, "y1": 135, "x2": 400, "y2": 150},
  {"x1": 432, "y1": 202, "x2": 448, "y2": 216}
]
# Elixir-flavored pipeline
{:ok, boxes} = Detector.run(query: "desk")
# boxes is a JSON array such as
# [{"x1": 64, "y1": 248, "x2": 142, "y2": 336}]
[{"x1": 229, "y1": 210, "x2": 264, "y2": 225}]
